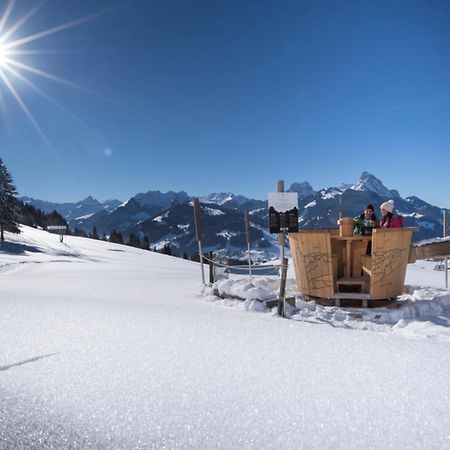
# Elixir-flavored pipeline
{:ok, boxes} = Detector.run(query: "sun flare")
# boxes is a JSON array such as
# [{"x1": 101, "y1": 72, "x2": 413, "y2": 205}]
[
  {"x1": 0, "y1": 0, "x2": 106, "y2": 144},
  {"x1": 0, "y1": 42, "x2": 8, "y2": 67}
]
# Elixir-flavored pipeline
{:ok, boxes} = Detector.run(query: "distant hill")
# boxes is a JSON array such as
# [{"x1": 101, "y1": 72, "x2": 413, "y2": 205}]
[
  {"x1": 21, "y1": 196, "x2": 121, "y2": 223},
  {"x1": 21, "y1": 172, "x2": 447, "y2": 257}
]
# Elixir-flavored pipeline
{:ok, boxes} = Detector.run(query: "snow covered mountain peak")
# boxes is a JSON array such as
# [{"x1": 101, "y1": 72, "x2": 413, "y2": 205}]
[
  {"x1": 200, "y1": 192, "x2": 249, "y2": 206},
  {"x1": 338, "y1": 182, "x2": 353, "y2": 192},
  {"x1": 351, "y1": 172, "x2": 398, "y2": 198},
  {"x1": 78, "y1": 196, "x2": 102, "y2": 208},
  {"x1": 287, "y1": 182, "x2": 316, "y2": 199},
  {"x1": 319, "y1": 187, "x2": 343, "y2": 200}
]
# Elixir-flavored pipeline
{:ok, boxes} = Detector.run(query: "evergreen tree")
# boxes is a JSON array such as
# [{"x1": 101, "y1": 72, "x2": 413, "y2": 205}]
[
  {"x1": 134, "y1": 235, "x2": 142, "y2": 248},
  {"x1": 109, "y1": 229, "x2": 123, "y2": 244},
  {"x1": 162, "y1": 243, "x2": 172, "y2": 255},
  {"x1": 127, "y1": 233, "x2": 137, "y2": 247},
  {"x1": 73, "y1": 228, "x2": 88, "y2": 238},
  {"x1": 0, "y1": 158, "x2": 20, "y2": 241},
  {"x1": 90, "y1": 226, "x2": 100, "y2": 240},
  {"x1": 182, "y1": 251, "x2": 188, "y2": 259},
  {"x1": 16, "y1": 202, "x2": 67, "y2": 231},
  {"x1": 142, "y1": 235, "x2": 150, "y2": 250},
  {"x1": 47, "y1": 210, "x2": 67, "y2": 227}
]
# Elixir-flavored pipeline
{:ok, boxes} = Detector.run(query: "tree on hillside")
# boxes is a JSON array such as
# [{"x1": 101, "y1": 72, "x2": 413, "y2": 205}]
[
  {"x1": 73, "y1": 228, "x2": 88, "y2": 238},
  {"x1": 46, "y1": 210, "x2": 67, "y2": 228},
  {"x1": 109, "y1": 229, "x2": 123, "y2": 244},
  {"x1": 162, "y1": 243, "x2": 172, "y2": 256},
  {"x1": 0, "y1": 158, "x2": 20, "y2": 241},
  {"x1": 126, "y1": 233, "x2": 136, "y2": 247},
  {"x1": 190, "y1": 253, "x2": 200, "y2": 262},
  {"x1": 142, "y1": 235, "x2": 150, "y2": 250},
  {"x1": 126, "y1": 233, "x2": 142, "y2": 248},
  {"x1": 135, "y1": 234, "x2": 142, "y2": 248},
  {"x1": 18, "y1": 202, "x2": 46, "y2": 228},
  {"x1": 90, "y1": 226, "x2": 100, "y2": 240}
]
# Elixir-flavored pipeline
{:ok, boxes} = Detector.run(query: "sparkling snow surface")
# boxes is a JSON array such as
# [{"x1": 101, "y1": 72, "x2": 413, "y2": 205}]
[{"x1": 1, "y1": 226, "x2": 450, "y2": 449}]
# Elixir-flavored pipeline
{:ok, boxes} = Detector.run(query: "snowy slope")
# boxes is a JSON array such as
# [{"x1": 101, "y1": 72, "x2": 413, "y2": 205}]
[{"x1": 1, "y1": 226, "x2": 450, "y2": 449}]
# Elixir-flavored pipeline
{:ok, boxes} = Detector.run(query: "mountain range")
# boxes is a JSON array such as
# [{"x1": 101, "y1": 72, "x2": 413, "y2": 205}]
[{"x1": 21, "y1": 172, "x2": 447, "y2": 257}]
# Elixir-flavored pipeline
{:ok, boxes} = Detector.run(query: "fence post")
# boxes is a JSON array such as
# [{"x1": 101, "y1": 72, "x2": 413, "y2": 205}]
[
  {"x1": 245, "y1": 210, "x2": 252, "y2": 279},
  {"x1": 209, "y1": 252, "x2": 215, "y2": 284},
  {"x1": 193, "y1": 198, "x2": 206, "y2": 285},
  {"x1": 444, "y1": 210, "x2": 448, "y2": 289},
  {"x1": 277, "y1": 180, "x2": 287, "y2": 317}
]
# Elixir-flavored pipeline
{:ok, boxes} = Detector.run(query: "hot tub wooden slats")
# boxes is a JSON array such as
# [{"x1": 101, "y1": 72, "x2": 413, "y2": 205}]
[
  {"x1": 362, "y1": 228, "x2": 414, "y2": 300},
  {"x1": 289, "y1": 228, "x2": 416, "y2": 304},
  {"x1": 289, "y1": 231, "x2": 334, "y2": 299}
]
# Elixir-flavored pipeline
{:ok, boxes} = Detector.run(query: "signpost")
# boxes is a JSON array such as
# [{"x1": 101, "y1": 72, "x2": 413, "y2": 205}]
[
  {"x1": 47, "y1": 225, "x2": 67, "y2": 242},
  {"x1": 444, "y1": 210, "x2": 448, "y2": 289},
  {"x1": 269, "y1": 181, "x2": 298, "y2": 317},
  {"x1": 244, "y1": 210, "x2": 252, "y2": 279}
]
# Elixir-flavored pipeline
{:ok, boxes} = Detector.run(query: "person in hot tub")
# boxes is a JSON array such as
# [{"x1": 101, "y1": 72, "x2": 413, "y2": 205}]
[
  {"x1": 353, "y1": 204, "x2": 379, "y2": 236},
  {"x1": 379, "y1": 200, "x2": 404, "y2": 228}
]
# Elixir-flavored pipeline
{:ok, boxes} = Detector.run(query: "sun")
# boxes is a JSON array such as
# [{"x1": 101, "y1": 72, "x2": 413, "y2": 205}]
[{"x1": 0, "y1": 0, "x2": 109, "y2": 144}]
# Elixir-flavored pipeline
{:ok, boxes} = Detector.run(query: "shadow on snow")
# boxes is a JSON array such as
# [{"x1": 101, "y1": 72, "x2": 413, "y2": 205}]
[{"x1": 0, "y1": 353, "x2": 60, "y2": 372}]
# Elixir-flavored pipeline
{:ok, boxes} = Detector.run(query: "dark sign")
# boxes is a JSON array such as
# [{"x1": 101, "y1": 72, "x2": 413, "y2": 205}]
[{"x1": 268, "y1": 192, "x2": 299, "y2": 233}]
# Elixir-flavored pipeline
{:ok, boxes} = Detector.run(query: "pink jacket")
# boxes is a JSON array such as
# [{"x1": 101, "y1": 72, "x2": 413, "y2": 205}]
[
  {"x1": 380, "y1": 215, "x2": 404, "y2": 228},
  {"x1": 390, "y1": 215, "x2": 404, "y2": 228}
]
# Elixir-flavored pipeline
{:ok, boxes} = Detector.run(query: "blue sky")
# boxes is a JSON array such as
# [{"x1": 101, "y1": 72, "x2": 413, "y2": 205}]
[{"x1": 0, "y1": 0, "x2": 449, "y2": 207}]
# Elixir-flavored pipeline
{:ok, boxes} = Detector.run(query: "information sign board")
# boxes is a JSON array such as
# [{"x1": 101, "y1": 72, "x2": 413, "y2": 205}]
[{"x1": 268, "y1": 192, "x2": 298, "y2": 233}]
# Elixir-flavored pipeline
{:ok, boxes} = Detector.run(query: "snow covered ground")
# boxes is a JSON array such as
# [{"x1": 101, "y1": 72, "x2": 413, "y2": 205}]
[{"x1": 1, "y1": 226, "x2": 450, "y2": 449}]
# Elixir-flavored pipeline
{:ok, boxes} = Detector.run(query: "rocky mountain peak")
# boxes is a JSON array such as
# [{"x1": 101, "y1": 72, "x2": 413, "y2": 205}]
[
  {"x1": 351, "y1": 172, "x2": 398, "y2": 198},
  {"x1": 79, "y1": 196, "x2": 100, "y2": 206},
  {"x1": 288, "y1": 182, "x2": 315, "y2": 199},
  {"x1": 201, "y1": 193, "x2": 249, "y2": 206}
]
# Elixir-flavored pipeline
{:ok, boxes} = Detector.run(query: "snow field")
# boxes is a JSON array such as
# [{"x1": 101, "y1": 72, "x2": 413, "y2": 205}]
[{"x1": 1, "y1": 226, "x2": 450, "y2": 449}]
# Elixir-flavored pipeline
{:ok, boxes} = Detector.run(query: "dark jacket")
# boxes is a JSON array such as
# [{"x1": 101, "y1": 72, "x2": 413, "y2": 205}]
[{"x1": 353, "y1": 213, "x2": 379, "y2": 235}]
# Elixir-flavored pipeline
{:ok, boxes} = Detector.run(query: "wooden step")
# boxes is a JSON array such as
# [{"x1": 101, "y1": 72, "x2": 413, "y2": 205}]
[
  {"x1": 337, "y1": 276, "x2": 367, "y2": 286},
  {"x1": 333, "y1": 292, "x2": 371, "y2": 308},
  {"x1": 333, "y1": 292, "x2": 371, "y2": 300}
]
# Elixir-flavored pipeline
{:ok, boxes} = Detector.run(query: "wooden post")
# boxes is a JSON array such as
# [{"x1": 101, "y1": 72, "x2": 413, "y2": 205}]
[
  {"x1": 245, "y1": 210, "x2": 252, "y2": 279},
  {"x1": 444, "y1": 210, "x2": 448, "y2": 289},
  {"x1": 277, "y1": 180, "x2": 287, "y2": 317},
  {"x1": 193, "y1": 198, "x2": 206, "y2": 285},
  {"x1": 209, "y1": 252, "x2": 215, "y2": 284}
]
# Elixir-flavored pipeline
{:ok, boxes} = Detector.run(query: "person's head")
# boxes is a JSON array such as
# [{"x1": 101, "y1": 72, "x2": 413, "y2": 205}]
[
  {"x1": 380, "y1": 200, "x2": 394, "y2": 216},
  {"x1": 364, "y1": 204, "x2": 375, "y2": 219}
]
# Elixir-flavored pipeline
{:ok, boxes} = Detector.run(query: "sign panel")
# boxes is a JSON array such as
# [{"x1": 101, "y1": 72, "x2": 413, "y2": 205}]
[{"x1": 268, "y1": 192, "x2": 298, "y2": 233}]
